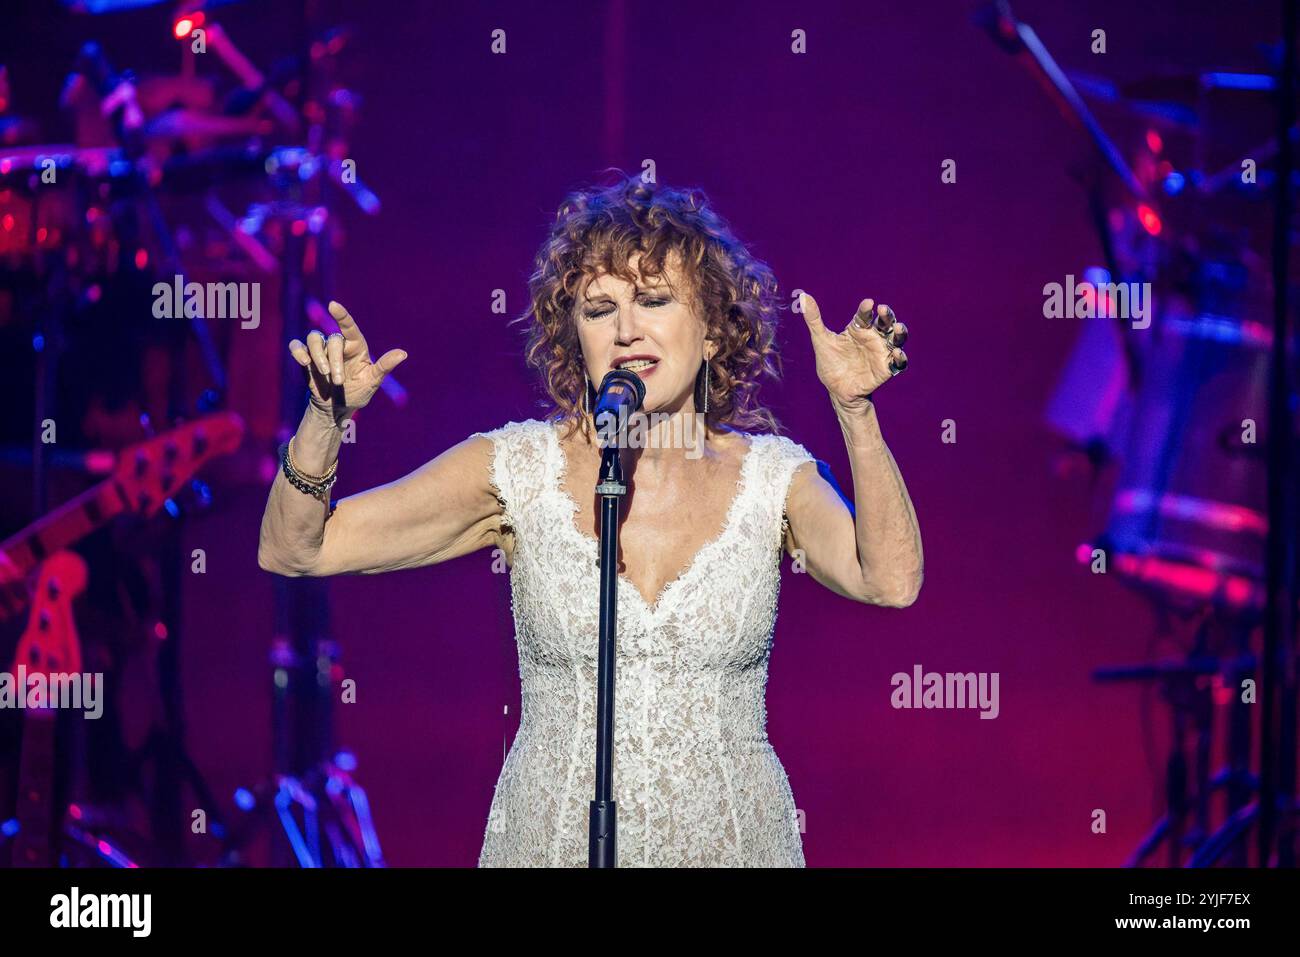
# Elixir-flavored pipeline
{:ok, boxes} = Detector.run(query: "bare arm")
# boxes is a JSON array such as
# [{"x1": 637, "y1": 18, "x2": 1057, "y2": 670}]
[
  {"x1": 256, "y1": 404, "x2": 504, "y2": 576},
  {"x1": 256, "y1": 298, "x2": 505, "y2": 577},
  {"x1": 784, "y1": 399, "x2": 923, "y2": 606},
  {"x1": 789, "y1": 291, "x2": 923, "y2": 607}
]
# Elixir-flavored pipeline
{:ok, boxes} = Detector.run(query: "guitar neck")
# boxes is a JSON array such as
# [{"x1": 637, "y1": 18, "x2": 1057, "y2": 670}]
[{"x1": 0, "y1": 479, "x2": 128, "y2": 576}]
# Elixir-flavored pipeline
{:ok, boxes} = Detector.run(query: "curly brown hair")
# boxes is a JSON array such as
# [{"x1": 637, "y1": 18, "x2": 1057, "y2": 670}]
[{"x1": 514, "y1": 171, "x2": 786, "y2": 440}]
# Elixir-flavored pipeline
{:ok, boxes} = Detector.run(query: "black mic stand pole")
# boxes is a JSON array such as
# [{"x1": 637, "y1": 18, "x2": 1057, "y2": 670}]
[{"x1": 589, "y1": 425, "x2": 627, "y2": 867}]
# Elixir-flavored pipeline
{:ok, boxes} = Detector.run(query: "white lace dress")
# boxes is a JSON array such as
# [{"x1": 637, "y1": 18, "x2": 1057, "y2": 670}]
[{"x1": 473, "y1": 418, "x2": 814, "y2": 867}]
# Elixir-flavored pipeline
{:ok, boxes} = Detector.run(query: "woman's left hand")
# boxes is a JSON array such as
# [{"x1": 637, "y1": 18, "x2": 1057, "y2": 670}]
[{"x1": 799, "y1": 292, "x2": 908, "y2": 413}]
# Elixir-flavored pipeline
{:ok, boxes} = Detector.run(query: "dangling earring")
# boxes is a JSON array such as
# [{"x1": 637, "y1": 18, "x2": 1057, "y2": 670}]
[
  {"x1": 582, "y1": 371, "x2": 590, "y2": 416},
  {"x1": 702, "y1": 360, "x2": 710, "y2": 415}
]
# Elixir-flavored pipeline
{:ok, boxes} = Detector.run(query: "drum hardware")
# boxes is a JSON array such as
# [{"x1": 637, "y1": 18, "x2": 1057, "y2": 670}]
[
  {"x1": 986, "y1": 0, "x2": 1300, "y2": 865},
  {"x1": 4, "y1": 2, "x2": 385, "y2": 867}
]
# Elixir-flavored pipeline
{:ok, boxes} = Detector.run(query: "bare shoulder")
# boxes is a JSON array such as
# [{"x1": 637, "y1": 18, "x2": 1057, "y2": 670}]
[
  {"x1": 551, "y1": 417, "x2": 593, "y2": 452},
  {"x1": 779, "y1": 440, "x2": 850, "y2": 553},
  {"x1": 303, "y1": 429, "x2": 508, "y2": 576},
  {"x1": 419, "y1": 431, "x2": 513, "y2": 556},
  {"x1": 709, "y1": 426, "x2": 760, "y2": 466},
  {"x1": 364, "y1": 431, "x2": 501, "y2": 514},
  {"x1": 429, "y1": 430, "x2": 497, "y2": 473}
]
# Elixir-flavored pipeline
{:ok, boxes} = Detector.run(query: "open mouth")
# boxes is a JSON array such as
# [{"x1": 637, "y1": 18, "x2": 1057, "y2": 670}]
[{"x1": 614, "y1": 357, "x2": 660, "y2": 376}]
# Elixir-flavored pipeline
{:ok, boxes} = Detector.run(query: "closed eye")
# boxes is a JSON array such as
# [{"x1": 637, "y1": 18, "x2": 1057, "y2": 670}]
[{"x1": 582, "y1": 297, "x2": 670, "y2": 320}]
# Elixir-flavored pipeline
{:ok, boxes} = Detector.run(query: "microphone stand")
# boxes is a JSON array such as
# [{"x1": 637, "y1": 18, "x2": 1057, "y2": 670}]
[{"x1": 589, "y1": 433, "x2": 627, "y2": 867}]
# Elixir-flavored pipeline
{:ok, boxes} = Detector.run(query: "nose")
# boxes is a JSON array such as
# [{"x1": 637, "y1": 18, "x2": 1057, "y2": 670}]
[{"x1": 613, "y1": 300, "x2": 644, "y2": 347}]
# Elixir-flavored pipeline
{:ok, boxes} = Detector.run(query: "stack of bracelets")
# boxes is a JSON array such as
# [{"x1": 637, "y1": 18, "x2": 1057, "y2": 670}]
[{"x1": 279, "y1": 437, "x2": 339, "y2": 499}]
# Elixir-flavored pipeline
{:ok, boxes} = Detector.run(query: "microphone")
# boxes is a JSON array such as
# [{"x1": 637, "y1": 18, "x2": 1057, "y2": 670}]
[{"x1": 592, "y1": 369, "x2": 646, "y2": 440}]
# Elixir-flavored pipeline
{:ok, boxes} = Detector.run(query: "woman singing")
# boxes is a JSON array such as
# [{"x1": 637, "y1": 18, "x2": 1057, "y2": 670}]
[{"x1": 256, "y1": 175, "x2": 923, "y2": 867}]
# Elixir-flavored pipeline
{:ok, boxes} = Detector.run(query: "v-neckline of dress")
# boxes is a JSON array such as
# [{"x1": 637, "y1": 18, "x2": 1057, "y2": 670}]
[{"x1": 547, "y1": 421, "x2": 761, "y2": 618}]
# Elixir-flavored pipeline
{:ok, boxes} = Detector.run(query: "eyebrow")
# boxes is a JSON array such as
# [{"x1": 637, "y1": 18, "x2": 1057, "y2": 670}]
[{"x1": 582, "y1": 283, "x2": 671, "y2": 301}]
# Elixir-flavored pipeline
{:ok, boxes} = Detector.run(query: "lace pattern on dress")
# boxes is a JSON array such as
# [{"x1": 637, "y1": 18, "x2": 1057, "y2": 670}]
[{"x1": 472, "y1": 418, "x2": 815, "y2": 867}]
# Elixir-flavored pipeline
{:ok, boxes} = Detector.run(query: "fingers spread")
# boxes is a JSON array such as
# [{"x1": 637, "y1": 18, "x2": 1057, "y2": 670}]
[
  {"x1": 889, "y1": 321, "x2": 908, "y2": 347},
  {"x1": 875, "y1": 303, "x2": 896, "y2": 333},
  {"x1": 889, "y1": 347, "x2": 909, "y2": 373}
]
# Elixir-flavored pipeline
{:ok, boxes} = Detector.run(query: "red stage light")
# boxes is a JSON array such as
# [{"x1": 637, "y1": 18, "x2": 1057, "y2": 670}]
[
  {"x1": 134, "y1": 248, "x2": 149, "y2": 269},
  {"x1": 173, "y1": 11, "x2": 205, "y2": 39},
  {"x1": 1137, "y1": 204, "x2": 1162, "y2": 235}
]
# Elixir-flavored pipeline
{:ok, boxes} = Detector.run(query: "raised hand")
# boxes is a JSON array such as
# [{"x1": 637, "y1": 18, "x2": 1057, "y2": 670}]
[
  {"x1": 288, "y1": 301, "x2": 408, "y2": 420},
  {"x1": 800, "y1": 292, "x2": 909, "y2": 413}
]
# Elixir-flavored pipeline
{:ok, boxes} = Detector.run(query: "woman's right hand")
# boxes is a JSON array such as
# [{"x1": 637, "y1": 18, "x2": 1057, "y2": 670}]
[{"x1": 288, "y1": 301, "x2": 408, "y2": 420}]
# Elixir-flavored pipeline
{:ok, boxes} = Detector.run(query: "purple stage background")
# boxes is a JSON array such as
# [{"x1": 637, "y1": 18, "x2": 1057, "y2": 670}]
[{"x1": 3, "y1": 0, "x2": 1275, "y2": 865}]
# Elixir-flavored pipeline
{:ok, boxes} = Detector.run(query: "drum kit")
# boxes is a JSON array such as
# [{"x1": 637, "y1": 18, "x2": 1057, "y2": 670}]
[
  {"x1": 3, "y1": 0, "x2": 1295, "y2": 870},
  {"x1": 1, "y1": 0, "x2": 387, "y2": 866},
  {"x1": 981, "y1": 2, "x2": 1300, "y2": 866}
]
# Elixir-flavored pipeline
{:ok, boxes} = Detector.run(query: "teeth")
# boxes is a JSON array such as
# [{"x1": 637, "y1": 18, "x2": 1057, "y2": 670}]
[{"x1": 620, "y1": 359, "x2": 656, "y2": 371}]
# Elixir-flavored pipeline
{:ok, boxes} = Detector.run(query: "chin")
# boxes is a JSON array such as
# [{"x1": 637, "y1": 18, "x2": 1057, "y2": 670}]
[
  {"x1": 630, "y1": 375, "x2": 691, "y2": 417},
  {"x1": 637, "y1": 386, "x2": 669, "y2": 414}
]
